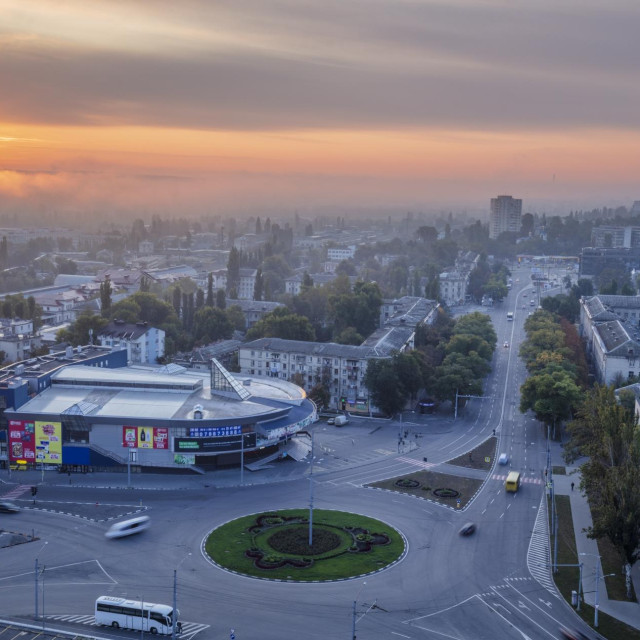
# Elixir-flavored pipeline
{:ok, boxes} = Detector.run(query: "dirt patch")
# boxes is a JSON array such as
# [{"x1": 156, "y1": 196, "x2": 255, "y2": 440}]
[
  {"x1": 447, "y1": 437, "x2": 497, "y2": 471},
  {"x1": 368, "y1": 469, "x2": 484, "y2": 508}
]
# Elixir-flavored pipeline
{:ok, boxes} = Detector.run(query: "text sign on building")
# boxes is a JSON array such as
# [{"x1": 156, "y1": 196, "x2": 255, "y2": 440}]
[
  {"x1": 174, "y1": 433, "x2": 256, "y2": 453},
  {"x1": 122, "y1": 426, "x2": 169, "y2": 449},
  {"x1": 188, "y1": 426, "x2": 242, "y2": 437}
]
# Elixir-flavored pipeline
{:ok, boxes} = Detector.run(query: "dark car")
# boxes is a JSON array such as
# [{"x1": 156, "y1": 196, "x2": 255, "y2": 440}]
[
  {"x1": 0, "y1": 501, "x2": 20, "y2": 513},
  {"x1": 459, "y1": 522, "x2": 476, "y2": 536}
]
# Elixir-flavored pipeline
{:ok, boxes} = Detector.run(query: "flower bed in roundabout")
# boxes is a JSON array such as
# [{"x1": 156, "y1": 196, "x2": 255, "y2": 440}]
[{"x1": 204, "y1": 509, "x2": 405, "y2": 581}]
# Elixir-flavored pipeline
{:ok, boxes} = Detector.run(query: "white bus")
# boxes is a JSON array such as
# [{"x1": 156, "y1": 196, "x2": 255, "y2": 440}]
[{"x1": 95, "y1": 596, "x2": 180, "y2": 635}]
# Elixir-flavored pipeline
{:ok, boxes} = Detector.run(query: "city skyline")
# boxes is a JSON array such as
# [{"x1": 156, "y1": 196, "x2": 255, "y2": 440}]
[{"x1": 1, "y1": 0, "x2": 639, "y2": 218}]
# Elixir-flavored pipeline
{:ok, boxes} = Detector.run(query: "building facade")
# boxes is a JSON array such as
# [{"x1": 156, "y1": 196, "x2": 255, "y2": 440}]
[
  {"x1": 489, "y1": 195, "x2": 522, "y2": 239},
  {"x1": 97, "y1": 320, "x2": 165, "y2": 364}
]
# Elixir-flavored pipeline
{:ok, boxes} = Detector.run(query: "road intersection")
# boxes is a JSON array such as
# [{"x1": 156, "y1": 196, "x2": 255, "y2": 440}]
[{"x1": 0, "y1": 280, "x2": 595, "y2": 639}]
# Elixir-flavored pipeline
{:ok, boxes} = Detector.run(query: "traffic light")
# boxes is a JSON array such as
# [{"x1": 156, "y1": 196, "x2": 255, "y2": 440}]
[{"x1": 31, "y1": 486, "x2": 37, "y2": 496}]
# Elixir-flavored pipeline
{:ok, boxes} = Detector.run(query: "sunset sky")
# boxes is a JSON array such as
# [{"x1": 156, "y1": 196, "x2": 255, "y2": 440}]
[{"x1": 1, "y1": 0, "x2": 639, "y2": 220}]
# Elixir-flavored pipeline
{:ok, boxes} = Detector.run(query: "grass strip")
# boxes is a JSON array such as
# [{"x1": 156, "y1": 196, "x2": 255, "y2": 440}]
[{"x1": 551, "y1": 495, "x2": 640, "y2": 639}]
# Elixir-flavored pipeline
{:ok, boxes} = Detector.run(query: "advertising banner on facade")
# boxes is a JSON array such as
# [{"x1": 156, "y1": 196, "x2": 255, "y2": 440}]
[
  {"x1": 8, "y1": 419, "x2": 36, "y2": 462},
  {"x1": 122, "y1": 426, "x2": 169, "y2": 449},
  {"x1": 35, "y1": 421, "x2": 62, "y2": 464},
  {"x1": 174, "y1": 432, "x2": 256, "y2": 454},
  {"x1": 174, "y1": 454, "x2": 196, "y2": 465}
]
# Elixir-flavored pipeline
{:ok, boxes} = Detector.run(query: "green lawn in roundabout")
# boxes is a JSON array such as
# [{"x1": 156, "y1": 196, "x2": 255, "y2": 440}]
[{"x1": 205, "y1": 509, "x2": 405, "y2": 582}]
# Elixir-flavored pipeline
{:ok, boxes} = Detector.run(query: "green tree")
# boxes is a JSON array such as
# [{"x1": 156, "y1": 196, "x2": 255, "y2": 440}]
[
  {"x1": 100, "y1": 278, "x2": 112, "y2": 317},
  {"x1": 56, "y1": 311, "x2": 108, "y2": 346},
  {"x1": 519, "y1": 369, "x2": 581, "y2": 429},
  {"x1": 254, "y1": 268, "x2": 264, "y2": 301},
  {"x1": 193, "y1": 307, "x2": 233, "y2": 343},
  {"x1": 216, "y1": 289, "x2": 226, "y2": 310},
  {"x1": 565, "y1": 385, "x2": 640, "y2": 596},
  {"x1": 334, "y1": 327, "x2": 363, "y2": 345},
  {"x1": 225, "y1": 305, "x2": 246, "y2": 332},
  {"x1": 206, "y1": 272, "x2": 214, "y2": 307},
  {"x1": 246, "y1": 307, "x2": 316, "y2": 341},
  {"x1": 364, "y1": 359, "x2": 405, "y2": 417}
]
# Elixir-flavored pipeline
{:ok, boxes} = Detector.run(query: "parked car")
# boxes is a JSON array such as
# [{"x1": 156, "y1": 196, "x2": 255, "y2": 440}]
[
  {"x1": 327, "y1": 418, "x2": 335, "y2": 425},
  {"x1": 459, "y1": 522, "x2": 476, "y2": 536},
  {"x1": 0, "y1": 501, "x2": 20, "y2": 513}
]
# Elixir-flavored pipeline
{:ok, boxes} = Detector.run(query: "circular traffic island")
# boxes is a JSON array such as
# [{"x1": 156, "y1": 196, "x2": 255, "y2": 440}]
[{"x1": 204, "y1": 509, "x2": 405, "y2": 581}]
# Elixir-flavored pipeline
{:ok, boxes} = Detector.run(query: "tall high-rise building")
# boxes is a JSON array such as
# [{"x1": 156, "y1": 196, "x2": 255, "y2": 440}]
[{"x1": 489, "y1": 195, "x2": 522, "y2": 239}]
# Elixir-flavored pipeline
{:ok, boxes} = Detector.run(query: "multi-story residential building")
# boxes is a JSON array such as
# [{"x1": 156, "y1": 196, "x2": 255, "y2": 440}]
[
  {"x1": 239, "y1": 297, "x2": 439, "y2": 413},
  {"x1": 225, "y1": 299, "x2": 283, "y2": 329},
  {"x1": 590, "y1": 226, "x2": 640, "y2": 249},
  {"x1": 489, "y1": 195, "x2": 522, "y2": 239},
  {"x1": 579, "y1": 247, "x2": 640, "y2": 279},
  {"x1": 238, "y1": 338, "x2": 377, "y2": 412},
  {"x1": 579, "y1": 295, "x2": 640, "y2": 384},
  {"x1": 97, "y1": 320, "x2": 165, "y2": 364},
  {"x1": 439, "y1": 271, "x2": 467, "y2": 307},
  {"x1": 0, "y1": 318, "x2": 40, "y2": 362},
  {"x1": 327, "y1": 246, "x2": 356, "y2": 261},
  {"x1": 210, "y1": 268, "x2": 257, "y2": 300}
]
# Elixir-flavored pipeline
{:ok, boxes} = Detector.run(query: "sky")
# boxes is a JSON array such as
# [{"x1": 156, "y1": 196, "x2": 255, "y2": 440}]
[{"x1": 1, "y1": 0, "x2": 639, "y2": 221}]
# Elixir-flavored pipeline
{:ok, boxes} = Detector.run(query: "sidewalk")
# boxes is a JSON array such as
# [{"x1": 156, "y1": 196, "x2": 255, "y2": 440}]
[{"x1": 550, "y1": 441, "x2": 640, "y2": 631}]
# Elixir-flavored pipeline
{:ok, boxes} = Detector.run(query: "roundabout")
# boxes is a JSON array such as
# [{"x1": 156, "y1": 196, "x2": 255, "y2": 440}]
[{"x1": 203, "y1": 508, "x2": 406, "y2": 581}]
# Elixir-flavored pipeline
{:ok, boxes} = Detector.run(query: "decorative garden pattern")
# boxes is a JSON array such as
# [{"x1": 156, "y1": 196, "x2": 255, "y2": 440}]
[{"x1": 204, "y1": 509, "x2": 405, "y2": 581}]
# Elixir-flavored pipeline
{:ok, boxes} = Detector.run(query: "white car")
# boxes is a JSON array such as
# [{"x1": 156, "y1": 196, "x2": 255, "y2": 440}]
[
  {"x1": 499, "y1": 453, "x2": 509, "y2": 465},
  {"x1": 105, "y1": 515, "x2": 150, "y2": 539},
  {"x1": 503, "y1": 341, "x2": 509, "y2": 348}
]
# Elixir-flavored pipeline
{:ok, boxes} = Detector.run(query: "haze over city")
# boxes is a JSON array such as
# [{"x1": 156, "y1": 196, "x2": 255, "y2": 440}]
[{"x1": 1, "y1": 0, "x2": 639, "y2": 220}]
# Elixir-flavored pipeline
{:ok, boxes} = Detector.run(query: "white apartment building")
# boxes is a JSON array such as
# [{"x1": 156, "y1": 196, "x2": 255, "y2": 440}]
[
  {"x1": 97, "y1": 320, "x2": 165, "y2": 365},
  {"x1": 211, "y1": 268, "x2": 258, "y2": 300},
  {"x1": 580, "y1": 295, "x2": 640, "y2": 384},
  {"x1": 327, "y1": 246, "x2": 356, "y2": 261},
  {"x1": 489, "y1": 195, "x2": 522, "y2": 240},
  {"x1": 439, "y1": 271, "x2": 468, "y2": 307}
]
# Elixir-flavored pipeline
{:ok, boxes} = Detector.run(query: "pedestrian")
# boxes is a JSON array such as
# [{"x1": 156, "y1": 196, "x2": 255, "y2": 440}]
[{"x1": 571, "y1": 482, "x2": 574, "y2": 491}]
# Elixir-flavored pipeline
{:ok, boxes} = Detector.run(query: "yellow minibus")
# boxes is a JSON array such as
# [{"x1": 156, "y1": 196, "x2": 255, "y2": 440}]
[{"x1": 505, "y1": 471, "x2": 521, "y2": 492}]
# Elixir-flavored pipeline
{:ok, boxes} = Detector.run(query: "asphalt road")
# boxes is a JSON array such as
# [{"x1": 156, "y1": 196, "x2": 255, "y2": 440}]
[{"x1": 0, "y1": 268, "x2": 596, "y2": 639}]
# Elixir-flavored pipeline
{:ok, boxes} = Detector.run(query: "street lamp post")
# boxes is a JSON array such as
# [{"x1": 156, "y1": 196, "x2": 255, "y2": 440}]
[
  {"x1": 41, "y1": 565, "x2": 46, "y2": 631},
  {"x1": 351, "y1": 581, "x2": 366, "y2": 640},
  {"x1": 34, "y1": 541, "x2": 48, "y2": 621},
  {"x1": 580, "y1": 552, "x2": 615, "y2": 628},
  {"x1": 172, "y1": 552, "x2": 191, "y2": 640},
  {"x1": 308, "y1": 432, "x2": 315, "y2": 546}
]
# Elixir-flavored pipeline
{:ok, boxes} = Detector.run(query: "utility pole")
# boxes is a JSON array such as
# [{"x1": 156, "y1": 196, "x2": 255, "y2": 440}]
[{"x1": 308, "y1": 432, "x2": 315, "y2": 546}]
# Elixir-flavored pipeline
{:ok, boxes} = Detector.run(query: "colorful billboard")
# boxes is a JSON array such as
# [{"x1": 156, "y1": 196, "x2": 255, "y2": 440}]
[
  {"x1": 8, "y1": 420, "x2": 62, "y2": 464},
  {"x1": 122, "y1": 426, "x2": 168, "y2": 449},
  {"x1": 35, "y1": 421, "x2": 62, "y2": 464},
  {"x1": 8, "y1": 420, "x2": 36, "y2": 462}
]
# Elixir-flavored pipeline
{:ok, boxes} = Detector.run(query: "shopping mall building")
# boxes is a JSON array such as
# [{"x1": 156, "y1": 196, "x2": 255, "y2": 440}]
[{"x1": 0, "y1": 345, "x2": 316, "y2": 473}]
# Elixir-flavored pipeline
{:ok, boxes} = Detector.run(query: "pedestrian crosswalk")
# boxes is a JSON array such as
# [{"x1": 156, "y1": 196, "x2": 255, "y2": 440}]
[
  {"x1": 492, "y1": 473, "x2": 543, "y2": 485},
  {"x1": 396, "y1": 456, "x2": 435, "y2": 470},
  {"x1": 526, "y1": 494, "x2": 558, "y2": 595},
  {"x1": 1, "y1": 484, "x2": 31, "y2": 499},
  {"x1": 45, "y1": 614, "x2": 210, "y2": 637}
]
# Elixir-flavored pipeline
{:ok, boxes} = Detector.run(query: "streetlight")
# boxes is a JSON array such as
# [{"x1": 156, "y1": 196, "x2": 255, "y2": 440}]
[
  {"x1": 34, "y1": 541, "x2": 48, "y2": 621},
  {"x1": 172, "y1": 552, "x2": 191, "y2": 640},
  {"x1": 579, "y1": 552, "x2": 615, "y2": 628},
  {"x1": 41, "y1": 564, "x2": 46, "y2": 632},
  {"x1": 352, "y1": 581, "x2": 366, "y2": 640}
]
